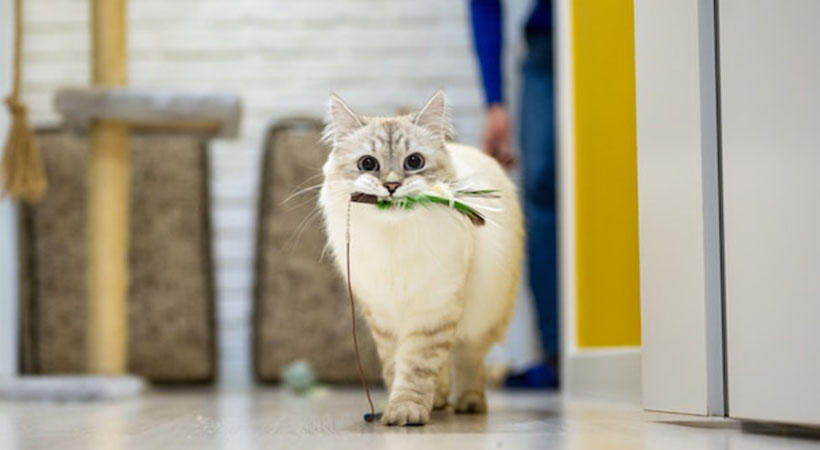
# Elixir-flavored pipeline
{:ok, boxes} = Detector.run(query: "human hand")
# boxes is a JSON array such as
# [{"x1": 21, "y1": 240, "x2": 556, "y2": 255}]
[{"x1": 482, "y1": 104, "x2": 515, "y2": 168}]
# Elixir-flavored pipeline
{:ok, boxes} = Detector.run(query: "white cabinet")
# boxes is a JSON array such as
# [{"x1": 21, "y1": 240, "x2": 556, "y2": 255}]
[
  {"x1": 636, "y1": 0, "x2": 820, "y2": 425},
  {"x1": 719, "y1": 0, "x2": 820, "y2": 425}
]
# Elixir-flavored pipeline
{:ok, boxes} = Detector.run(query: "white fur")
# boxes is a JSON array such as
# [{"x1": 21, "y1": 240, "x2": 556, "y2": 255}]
[{"x1": 319, "y1": 142, "x2": 523, "y2": 352}]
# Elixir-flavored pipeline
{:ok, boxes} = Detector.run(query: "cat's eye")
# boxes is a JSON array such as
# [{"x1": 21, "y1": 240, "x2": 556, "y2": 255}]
[
  {"x1": 357, "y1": 155, "x2": 380, "y2": 172},
  {"x1": 404, "y1": 153, "x2": 425, "y2": 171}
]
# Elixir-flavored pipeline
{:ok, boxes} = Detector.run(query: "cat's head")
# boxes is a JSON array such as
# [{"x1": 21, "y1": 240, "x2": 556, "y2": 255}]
[{"x1": 321, "y1": 90, "x2": 456, "y2": 199}]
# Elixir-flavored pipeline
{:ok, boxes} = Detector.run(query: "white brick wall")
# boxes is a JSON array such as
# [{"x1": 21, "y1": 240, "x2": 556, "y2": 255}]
[{"x1": 20, "y1": 0, "x2": 536, "y2": 383}]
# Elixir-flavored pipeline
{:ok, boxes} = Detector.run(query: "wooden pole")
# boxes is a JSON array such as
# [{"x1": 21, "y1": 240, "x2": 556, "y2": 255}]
[{"x1": 87, "y1": 0, "x2": 129, "y2": 374}]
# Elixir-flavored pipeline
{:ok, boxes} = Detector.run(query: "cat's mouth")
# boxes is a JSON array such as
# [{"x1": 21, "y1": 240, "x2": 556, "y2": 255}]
[
  {"x1": 349, "y1": 191, "x2": 495, "y2": 226},
  {"x1": 350, "y1": 192, "x2": 381, "y2": 204},
  {"x1": 350, "y1": 191, "x2": 412, "y2": 202}
]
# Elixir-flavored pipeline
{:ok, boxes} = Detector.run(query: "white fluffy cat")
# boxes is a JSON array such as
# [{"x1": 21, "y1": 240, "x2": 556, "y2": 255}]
[{"x1": 319, "y1": 90, "x2": 523, "y2": 426}]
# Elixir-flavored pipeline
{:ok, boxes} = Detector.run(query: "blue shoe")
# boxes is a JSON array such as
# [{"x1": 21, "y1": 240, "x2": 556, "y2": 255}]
[{"x1": 504, "y1": 363, "x2": 559, "y2": 389}]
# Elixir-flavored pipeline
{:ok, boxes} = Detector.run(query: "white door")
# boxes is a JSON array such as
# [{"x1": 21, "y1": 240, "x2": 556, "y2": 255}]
[{"x1": 720, "y1": 0, "x2": 820, "y2": 425}]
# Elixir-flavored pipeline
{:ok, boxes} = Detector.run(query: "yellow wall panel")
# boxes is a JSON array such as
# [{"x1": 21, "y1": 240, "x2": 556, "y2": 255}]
[{"x1": 573, "y1": 0, "x2": 641, "y2": 347}]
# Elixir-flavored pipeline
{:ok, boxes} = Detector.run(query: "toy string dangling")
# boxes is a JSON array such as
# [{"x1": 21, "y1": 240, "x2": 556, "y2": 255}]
[{"x1": 346, "y1": 199, "x2": 382, "y2": 423}]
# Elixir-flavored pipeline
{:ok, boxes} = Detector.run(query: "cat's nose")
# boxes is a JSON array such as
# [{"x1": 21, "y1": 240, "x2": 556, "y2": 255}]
[{"x1": 383, "y1": 182, "x2": 401, "y2": 195}]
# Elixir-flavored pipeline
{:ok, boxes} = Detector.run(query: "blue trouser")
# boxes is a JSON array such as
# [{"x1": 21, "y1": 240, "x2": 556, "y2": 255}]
[{"x1": 519, "y1": 32, "x2": 558, "y2": 362}]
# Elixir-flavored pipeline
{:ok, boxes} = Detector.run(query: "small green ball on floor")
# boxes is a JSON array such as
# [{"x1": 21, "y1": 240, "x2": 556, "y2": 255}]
[
  {"x1": 363, "y1": 412, "x2": 383, "y2": 422},
  {"x1": 280, "y1": 360, "x2": 317, "y2": 395}
]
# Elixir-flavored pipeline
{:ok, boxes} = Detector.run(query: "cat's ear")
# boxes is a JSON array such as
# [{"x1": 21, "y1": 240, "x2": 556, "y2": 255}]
[
  {"x1": 414, "y1": 89, "x2": 454, "y2": 141},
  {"x1": 324, "y1": 94, "x2": 364, "y2": 145}
]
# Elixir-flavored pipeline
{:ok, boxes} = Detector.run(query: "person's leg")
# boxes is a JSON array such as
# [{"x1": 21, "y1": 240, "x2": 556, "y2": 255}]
[{"x1": 519, "y1": 32, "x2": 558, "y2": 367}]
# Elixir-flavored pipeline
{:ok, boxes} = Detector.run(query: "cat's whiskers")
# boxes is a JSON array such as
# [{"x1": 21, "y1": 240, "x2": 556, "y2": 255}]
[
  {"x1": 284, "y1": 205, "x2": 324, "y2": 254},
  {"x1": 287, "y1": 172, "x2": 324, "y2": 196},
  {"x1": 353, "y1": 175, "x2": 387, "y2": 197},
  {"x1": 284, "y1": 181, "x2": 352, "y2": 213},
  {"x1": 280, "y1": 183, "x2": 323, "y2": 206},
  {"x1": 286, "y1": 182, "x2": 352, "y2": 254},
  {"x1": 281, "y1": 179, "x2": 346, "y2": 207},
  {"x1": 319, "y1": 240, "x2": 334, "y2": 262}
]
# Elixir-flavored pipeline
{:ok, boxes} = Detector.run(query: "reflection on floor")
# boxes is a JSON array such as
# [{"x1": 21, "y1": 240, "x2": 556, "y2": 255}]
[{"x1": 1, "y1": 387, "x2": 818, "y2": 449}]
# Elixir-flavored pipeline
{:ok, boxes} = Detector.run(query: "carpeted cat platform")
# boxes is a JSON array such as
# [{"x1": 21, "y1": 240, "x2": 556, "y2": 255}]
[
  {"x1": 253, "y1": 118, "x2": 381, "y2": 383},
  {"x1": 18, "y1": 129, "x2": 216, "y2": 382}
]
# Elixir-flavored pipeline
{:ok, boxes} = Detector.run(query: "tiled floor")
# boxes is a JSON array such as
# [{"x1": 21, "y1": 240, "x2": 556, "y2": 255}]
[{"x1": 1, "y1": 387, "x2": 818, "y2": 449}]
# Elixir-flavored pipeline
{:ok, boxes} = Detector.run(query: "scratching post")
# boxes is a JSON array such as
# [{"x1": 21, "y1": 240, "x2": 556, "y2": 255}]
[{"x1": 87, "y1": 0, "x2": 129, "y2": 374}]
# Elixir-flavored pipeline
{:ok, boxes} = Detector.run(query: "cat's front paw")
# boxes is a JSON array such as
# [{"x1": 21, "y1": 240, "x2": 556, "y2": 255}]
[
  {"x1": 454, "y1": 391, "x2": 487, "y2": 414},
  {"x1": 382, "y1": 400, "x2": 430, "y2": 426}
]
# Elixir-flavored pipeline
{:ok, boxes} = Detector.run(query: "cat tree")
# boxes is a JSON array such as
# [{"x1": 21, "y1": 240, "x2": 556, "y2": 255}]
[
  {"x1": 81, "y1": 0, "x2": 237, "y2": 375},
  {"x1": 1, "y1": 0, "x2": 239, "y2": 397}
]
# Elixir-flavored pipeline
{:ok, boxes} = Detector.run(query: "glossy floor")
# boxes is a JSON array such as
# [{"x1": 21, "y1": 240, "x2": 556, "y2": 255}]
[{"x1": 1, "y1": 387, "x2": 819, "y2": 449}]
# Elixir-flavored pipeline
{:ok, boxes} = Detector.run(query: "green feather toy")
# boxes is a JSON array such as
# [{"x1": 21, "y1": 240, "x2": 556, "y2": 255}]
[{"x1": 349, "y1": 190, "x2": 498, "y2": 226}]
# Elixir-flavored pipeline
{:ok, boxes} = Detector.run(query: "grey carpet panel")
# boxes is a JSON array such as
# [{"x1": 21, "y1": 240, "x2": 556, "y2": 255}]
[
  {"x1": 18, "y1": 129, "x2": 216, "y2": 382},
  {"x1": 253, "y1": 118, "x2": 381, "y2": 383}
]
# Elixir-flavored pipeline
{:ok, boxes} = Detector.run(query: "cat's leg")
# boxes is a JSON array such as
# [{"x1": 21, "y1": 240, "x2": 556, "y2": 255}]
[
  {"x1": 433, "y1": 361, "x2": 450, "y2": 410},
  {"x1": 381, "y1": 358, "x2": 396, "y2": 393},
  {"x1": 365, "y1": 314, "x2": 397, "y2": 392},
  {"x1": 451, "y1": 341, "x2": 489, "y2": 414},
  {"x1": 382, "y1": 319, "x2": 458, "y2": 426}
]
